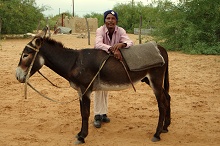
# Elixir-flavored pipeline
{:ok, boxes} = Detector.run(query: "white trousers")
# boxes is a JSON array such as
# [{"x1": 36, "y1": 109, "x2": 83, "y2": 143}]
[{"x1": 94, "y1": 91, "x2": 108, "y2": 115}]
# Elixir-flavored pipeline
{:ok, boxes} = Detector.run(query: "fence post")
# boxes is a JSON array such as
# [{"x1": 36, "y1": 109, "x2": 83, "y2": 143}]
[
  {"x1": 139, "y1": 15, "x2": 142, "y2": 44},
  {"x1": 0, "y1": 16, "x2": 2, "y2": 50},
  {"x1": 46, "y1": 17, "x2": 51, "y2": 37},
  {"x1": 85, "y1": 18, "x2": 90, "y2": 45}
]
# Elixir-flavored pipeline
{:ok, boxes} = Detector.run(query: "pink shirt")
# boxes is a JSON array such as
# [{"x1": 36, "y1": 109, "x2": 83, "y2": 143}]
[{"x1": 94, "y1": 25, "x2": 133, "y2": 53}]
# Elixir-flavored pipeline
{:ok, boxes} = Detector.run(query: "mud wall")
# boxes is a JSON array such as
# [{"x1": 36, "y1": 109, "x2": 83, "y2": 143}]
[{"x1": 57, "y1": 16, "x2": 98, "y2": 33}]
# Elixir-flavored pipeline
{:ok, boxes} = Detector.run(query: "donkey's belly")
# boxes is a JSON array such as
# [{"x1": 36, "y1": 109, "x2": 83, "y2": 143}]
[{"x1": 94, "y1": 80, "x2": 137, "y2": 91}]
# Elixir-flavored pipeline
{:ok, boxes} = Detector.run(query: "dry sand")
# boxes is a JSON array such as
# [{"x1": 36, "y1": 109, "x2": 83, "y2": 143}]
[{"x1": 0, "y1": 33, "x2": 219, "y2": 146}]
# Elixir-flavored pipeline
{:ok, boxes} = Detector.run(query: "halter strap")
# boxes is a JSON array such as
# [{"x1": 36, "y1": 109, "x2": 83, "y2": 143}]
[
  {"x1": 26, "y1": 44, "x2": 39, "y2": 52},
  {"x1": 24, "y1": 44, "x2": 40, "y2": 99}
]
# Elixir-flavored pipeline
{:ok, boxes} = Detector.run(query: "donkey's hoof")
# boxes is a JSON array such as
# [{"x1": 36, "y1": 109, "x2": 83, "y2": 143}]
[
  {"x1": 74, "y1": 135, "x2": 85, "y2": 145},
  {"x1": 151, "y1": 136, "x2": 160, "y2": 142},
  {"x1": 74, "y1": 139, "x2": 85, "y2": 145},
  {"x1": 162, "y1": 129, "x2": 168, "y2": 133}
]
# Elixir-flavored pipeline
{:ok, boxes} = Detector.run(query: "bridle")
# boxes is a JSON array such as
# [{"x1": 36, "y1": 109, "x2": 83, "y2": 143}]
[
  {"x1": 23, "y1": 44, "x2": 74, "y2": 103},
  {"x1": 24, "y1": 44, "x2": 40, "y2": 99},
  {"x1": 26, "y1": 44, "x2": 40, "y2": 52}
]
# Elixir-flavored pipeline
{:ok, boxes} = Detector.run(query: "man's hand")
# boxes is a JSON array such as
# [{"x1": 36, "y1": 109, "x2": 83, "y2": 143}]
[
  {"x1": 109, "y1": 43, "x2": 126, "y2": 53},
  {"x1": 113, "y1": 49, "x2": 122, "y2": 61},
  {"x1": 108, "y1": 43, "x2": 126, "y2": 61}
]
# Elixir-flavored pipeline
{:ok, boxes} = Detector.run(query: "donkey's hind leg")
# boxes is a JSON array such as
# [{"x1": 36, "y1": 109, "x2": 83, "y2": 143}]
[
  {"x1": 162, "y1": 89, "x2": 171, "y2": 133},
  {"x1": 151, "y1": 88, "x2": 167, "y2": 142},
  {"x1": 148, "y1": 74, "x2": 168, "y2": 142}
]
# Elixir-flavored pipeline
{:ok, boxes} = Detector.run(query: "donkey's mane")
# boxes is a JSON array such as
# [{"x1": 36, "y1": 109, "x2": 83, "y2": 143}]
[
  {"x1": 44, "y1": 37, "x2": 72, "y2": 50},
  {"x1": 45, "y1": 37, "x2": 64, "y2": 47}
]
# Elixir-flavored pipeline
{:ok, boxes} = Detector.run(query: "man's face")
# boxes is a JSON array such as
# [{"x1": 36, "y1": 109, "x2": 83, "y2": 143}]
[{"x1": 105, "y1": 14, "x2": 117, "y2": 29}]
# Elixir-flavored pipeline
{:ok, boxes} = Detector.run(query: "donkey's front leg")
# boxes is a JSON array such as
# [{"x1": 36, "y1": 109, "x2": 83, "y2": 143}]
[{"x1": 75, "y1": 93, "x2": 91, "y2": 144}]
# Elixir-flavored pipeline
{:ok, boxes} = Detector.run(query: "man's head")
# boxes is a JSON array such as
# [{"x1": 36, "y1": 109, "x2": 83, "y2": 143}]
[{"x1": 104, "y1": 10, "x2": 118, "y2": 30}]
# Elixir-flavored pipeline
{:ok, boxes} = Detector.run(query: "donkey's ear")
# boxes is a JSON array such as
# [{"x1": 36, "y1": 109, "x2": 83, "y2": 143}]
[
  {"x1": 37, "y1": 26, "x2": 48, "y2": 38},
  {"x1": 31, "y1": 37, "x2": 43, "y2": 49},
  {"x1": 35, "y1": 37, "x2": 43, "y2": 48}
]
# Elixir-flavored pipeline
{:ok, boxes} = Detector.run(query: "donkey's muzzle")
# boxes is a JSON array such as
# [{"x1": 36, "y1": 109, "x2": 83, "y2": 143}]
[{"x1": 15, "y1": 67, "x2": 26, "y2": 83}]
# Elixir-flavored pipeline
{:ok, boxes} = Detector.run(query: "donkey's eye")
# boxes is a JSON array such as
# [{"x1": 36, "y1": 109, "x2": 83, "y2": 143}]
[{"x1": 23, "y1": 54, "x2": 28, "y2": 58}]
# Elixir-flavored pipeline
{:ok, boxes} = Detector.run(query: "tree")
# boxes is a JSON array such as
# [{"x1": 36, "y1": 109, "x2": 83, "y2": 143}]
[
  {"x1": 152, "y1": 0, "x2": 220, "y2": 54},
  {"x1": 113, "y1": 1, "x2": 158, "y2": 33},
  {"x1": 0, "y1": 0, "x2": 46, "y2": 34}
]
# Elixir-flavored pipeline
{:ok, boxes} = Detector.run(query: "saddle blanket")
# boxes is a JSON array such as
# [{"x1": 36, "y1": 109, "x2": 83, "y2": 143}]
[{"x1": 120, "y1": 41, "x2": 165, "y2": 71}]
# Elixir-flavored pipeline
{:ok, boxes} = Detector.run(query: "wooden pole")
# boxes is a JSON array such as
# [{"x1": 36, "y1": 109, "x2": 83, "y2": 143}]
[
  {"x1": 139, "y1": 15, "x2": 142, "y2": 44},
  {"x1": 61, "y1": 14, "x2": 64, "y2": 26},
  {"x1": 0, "y1": 16, "x2": 1, "y2": 36},
  {"x1": 0, "y1": 16, "x2": 2, "y2": 39},
  {"x1": 46, "y1": 17, "x2": 51, "y2": 37},
  {"x1": 132, "y1": 0, "x2": 134, "y2": 29},
  {"x1": 0, "y1": 16, "x2": 2, "y2": 50},
  {"x1": 85, "y1": 18, "x2": 90, "y2": 45},
  {"x1": 72, "y1": 0, "x2": 74, "y2": 17}
]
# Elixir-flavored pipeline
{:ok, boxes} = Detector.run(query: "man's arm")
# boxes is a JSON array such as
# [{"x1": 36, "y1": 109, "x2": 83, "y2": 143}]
[
  {"x1": 94, "y1": 27, "x2": 111, "y2": 53},
  {"x1": 110, "y1": 28, "x2": 133, "y2": 53},
  {"x1": 119, "y1": 28, "x2": 133, "y2": 48}
]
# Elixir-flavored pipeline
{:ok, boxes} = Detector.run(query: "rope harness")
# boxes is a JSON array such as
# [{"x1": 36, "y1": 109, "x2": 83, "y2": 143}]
[
  {"x1": 24, "y1": 45, "x2": 136, "y2": 103},
  {"x1": 24, "y1": 45, "x2": 74, "y2": 104},
  {"x1": 82, "y1": 54, "x2": 136, "y2": 96},
  {"x1": 81, "y1": 54, "x2": 110, "y2": 96},
  {"x1": 24, "y1": 45, "x2": 39, "y2": 99},
  {"x1": 120, "y1": 60, "x2": 136, "y2": 92}
]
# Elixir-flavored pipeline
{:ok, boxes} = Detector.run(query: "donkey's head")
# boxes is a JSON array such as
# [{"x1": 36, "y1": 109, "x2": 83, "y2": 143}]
[{"x1": 16, "y1": 27, "x2": 48, "y2": 83}]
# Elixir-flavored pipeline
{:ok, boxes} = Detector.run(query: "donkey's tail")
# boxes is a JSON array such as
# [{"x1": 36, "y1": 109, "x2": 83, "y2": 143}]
[
  {"x1": 164, "y1": 61, "x2": 169, "y2": 93},
  {"x1": 158, "y1": 44, "x2": 170, "y2": 93}
]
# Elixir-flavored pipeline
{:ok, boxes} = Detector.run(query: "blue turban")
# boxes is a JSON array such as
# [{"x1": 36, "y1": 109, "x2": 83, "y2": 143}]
[{"x1": 104, "y1": 10, "x2": 118, "y2": 22}]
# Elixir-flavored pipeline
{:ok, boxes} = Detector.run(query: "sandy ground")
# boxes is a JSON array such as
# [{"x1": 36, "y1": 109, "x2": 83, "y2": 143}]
[{"x1": 0, "y1": 33, "x2": 220, "y2": 146}]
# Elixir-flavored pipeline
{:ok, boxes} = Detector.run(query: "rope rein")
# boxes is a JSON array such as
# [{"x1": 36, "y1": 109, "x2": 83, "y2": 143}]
[
  {"x1": 24, "y1": 45, "x2": 39, "y2": 99},
  {"x1": 120, "y1": 60, "x2": 136, "y2": 92},
  {"x1": 24, "y1": 44, "x2": 135, "y2": 103},
  {"x1": 81, "y1": 54, "x2": 136, "y2": 96},
  {"x1": 27, "y1": 82, "x2": 77, "y2": 104},
  {"x1": 37, "y1": 71, "x2": 70, "y2": 88},
  {"x1": 81, "y1": 55, "x2": 110, "y2": 96}
]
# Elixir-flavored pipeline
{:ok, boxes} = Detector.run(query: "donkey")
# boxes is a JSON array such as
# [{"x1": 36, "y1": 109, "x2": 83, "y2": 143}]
[{"x1": 16, "y1": 28, "x2": 171, "y2": 144}]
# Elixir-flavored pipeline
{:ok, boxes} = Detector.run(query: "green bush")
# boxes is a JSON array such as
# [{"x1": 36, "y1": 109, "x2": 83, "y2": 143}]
[
  {"x1": 0, "y1": 0, "x2": 46, "y2": 34},
  {"x1": 152, "y1": 0, "x2": 220, "y2": 55}
]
